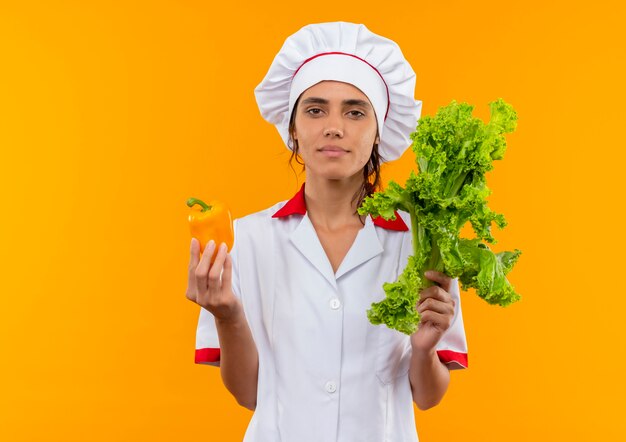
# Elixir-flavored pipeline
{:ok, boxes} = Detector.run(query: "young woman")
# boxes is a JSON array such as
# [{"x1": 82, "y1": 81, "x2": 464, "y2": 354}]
[{"x1": 187, "y1": 22, "x2": 468, "y2": 442}]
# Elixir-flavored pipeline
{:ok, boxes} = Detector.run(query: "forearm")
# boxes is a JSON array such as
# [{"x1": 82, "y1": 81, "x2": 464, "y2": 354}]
[
  {"x1": 215, "y1": 305, "x2": 259, "y2": 410},
  {"x1": 408, "y1": 346, "x2": 450, "y2": 410}
]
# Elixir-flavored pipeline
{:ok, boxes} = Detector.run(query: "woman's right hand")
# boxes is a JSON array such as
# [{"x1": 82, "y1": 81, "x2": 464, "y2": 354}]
[{"x1": 186, "y1": 237, "x2": 241, "y2": 321}]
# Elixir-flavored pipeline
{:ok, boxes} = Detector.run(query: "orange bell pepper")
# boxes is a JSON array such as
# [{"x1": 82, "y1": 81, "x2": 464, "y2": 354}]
[{"x1": 186, "y1": 197, "x2": 234, "y2": 263}]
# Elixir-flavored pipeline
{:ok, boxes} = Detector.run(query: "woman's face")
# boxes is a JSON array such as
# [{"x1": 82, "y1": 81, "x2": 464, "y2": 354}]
[{"x1": 293, "y1": 80, "x2": 379, "y2": 182}]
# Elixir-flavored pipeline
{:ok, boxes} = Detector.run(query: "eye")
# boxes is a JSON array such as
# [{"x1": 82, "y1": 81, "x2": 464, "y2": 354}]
[
  {"x1": 348, "y1": 110, "x2": 365, "y2": 118},
  {"x1": 306, "y1": 108, "x2": 323, "y2": 116}
]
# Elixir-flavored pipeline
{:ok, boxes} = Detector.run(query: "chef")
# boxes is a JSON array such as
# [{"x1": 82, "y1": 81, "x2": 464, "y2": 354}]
[{"x1": 188, "y1": 21, "x2": 468, "y2": 442}]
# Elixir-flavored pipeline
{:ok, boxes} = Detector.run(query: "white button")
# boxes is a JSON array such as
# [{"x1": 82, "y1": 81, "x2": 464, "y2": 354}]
[
  {"x1": 325, "y1": 381, "x2": 337, "y2": 393},
  {"x1": 329, "y1": 298, "x2": 341, "y2": 310}
]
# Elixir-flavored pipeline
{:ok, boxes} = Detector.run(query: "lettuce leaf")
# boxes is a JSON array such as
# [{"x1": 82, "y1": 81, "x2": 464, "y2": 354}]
[{"x1": 358, "y1": 99, "x2": 522, "y2": 335}]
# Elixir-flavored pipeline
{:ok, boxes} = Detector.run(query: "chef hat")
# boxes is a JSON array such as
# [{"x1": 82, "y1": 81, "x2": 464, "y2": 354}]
[{"x1": 254, "y1": 22, "x2": 422, "y2": 162}]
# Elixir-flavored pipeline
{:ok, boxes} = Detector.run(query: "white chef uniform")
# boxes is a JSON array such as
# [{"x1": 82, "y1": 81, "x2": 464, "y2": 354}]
[
  {"x1": 195, "y1": 182, "x2": 468, "y2": 442},
  {"x1": 195, "y1": 21, "x2": 469, "y2": 441}
]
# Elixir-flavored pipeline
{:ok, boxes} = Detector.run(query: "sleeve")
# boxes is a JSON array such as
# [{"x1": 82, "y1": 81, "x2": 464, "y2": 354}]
[
  {"x1": 435, "y1": 277, "x2": 469, "y2": 370},
  {"x1": 194, "y1": 218, "x2": 242, "y2": 367}
]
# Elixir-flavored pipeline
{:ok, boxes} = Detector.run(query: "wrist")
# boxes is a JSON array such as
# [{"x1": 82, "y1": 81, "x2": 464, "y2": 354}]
[
  {"x1": 214, "y1": 300, "x2": 244, "y2": 326},
  {"x1": 410, "y1": 338, "x2": 438, "y2": 361}
]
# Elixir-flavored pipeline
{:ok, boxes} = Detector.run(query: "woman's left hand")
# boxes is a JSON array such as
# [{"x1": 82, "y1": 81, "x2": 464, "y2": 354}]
[{"x1": 410, "y1": 270, "x2": 457, "y2": 354}]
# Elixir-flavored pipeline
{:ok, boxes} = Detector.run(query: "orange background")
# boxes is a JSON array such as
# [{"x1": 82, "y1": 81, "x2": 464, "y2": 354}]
[{"x1": 1, "y1": 1, "x2": 624, "y2": 441}]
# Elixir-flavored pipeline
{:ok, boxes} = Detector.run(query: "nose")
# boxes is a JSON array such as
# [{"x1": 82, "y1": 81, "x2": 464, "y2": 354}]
[
  {"x1": 324, "y1": 127, "x2": 343, "y2": 137},
  {"x1": 323, "y1": 112, "x2": 344, "y2": 138}
]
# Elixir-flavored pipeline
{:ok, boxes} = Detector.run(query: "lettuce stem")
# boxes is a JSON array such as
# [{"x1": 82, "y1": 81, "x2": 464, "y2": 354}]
[{"x1": 410, "y1": 210, "x2": 419, "y2": 257}]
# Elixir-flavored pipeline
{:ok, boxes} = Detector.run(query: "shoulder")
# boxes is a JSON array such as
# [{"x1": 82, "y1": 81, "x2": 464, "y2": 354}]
[
  {"x1": 233, "y1": 200, "x2": 289, "y2": 231},
  {"x1": 231, "y1": 200, "x2": 290, "y2": 258}
]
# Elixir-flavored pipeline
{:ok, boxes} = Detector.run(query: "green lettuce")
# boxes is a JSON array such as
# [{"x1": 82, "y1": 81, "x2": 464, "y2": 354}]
[{"x1": 358, "y1": 99, "x2": 522, "y2": 335}]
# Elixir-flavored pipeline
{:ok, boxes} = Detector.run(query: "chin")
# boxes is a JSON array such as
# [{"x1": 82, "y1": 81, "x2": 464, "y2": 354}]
[
  {"x1": 312, "y1": 169, "x2": 363, "y2": 182},
  {"x1": 305, "y1": 162, "x2": 366, "y2": 181}
]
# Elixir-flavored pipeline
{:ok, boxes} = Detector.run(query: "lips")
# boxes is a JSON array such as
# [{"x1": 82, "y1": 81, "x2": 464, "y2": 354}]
[
  {"x1": 316, "y1": 144, "x2": 350, "y2": 158},
  {"x1": 319, "y1": 145, "x2": 348, "y2": 152}
]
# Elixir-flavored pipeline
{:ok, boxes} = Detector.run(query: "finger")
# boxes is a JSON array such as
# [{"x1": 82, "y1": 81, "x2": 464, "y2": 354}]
[
  {"x1": 185, "y1": 267, "x2": 198, "y2": 302},
  {"x1": 198, "y1": 240, "x2": 216, "y2": 269},
  {"x1": 417, "y1": 297, "x2": 455, "y2": 316},
  {"x1": 424, "y1": 270, "x2": 453, "y2": 292},
  {"x1": 190, "y1": 237, "x2": 200, "y2": 267},
  {"x1": 196, "y1": 240, "x2": 216, "y2": 289},
  {"x1": 418, "y1": 286, "x2": 453, "y2": 305},
  {"x1": 419, "y1": 310, "x2": 452, "y2": 329},
  {"x1": 208, "y1": 242, "x2": 228, "y2": 290},
  {"x1": 221, "y1": 252, "x2": 233, "y2": 291}
]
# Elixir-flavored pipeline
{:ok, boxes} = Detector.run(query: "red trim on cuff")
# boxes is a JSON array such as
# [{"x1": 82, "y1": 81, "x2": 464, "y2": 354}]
[
  {"x1": 195, "y1": 348, "x2": 221, "y2": 364},
  {"x1": 437, "y1": 350, "x2": 468, "y2": 368}
]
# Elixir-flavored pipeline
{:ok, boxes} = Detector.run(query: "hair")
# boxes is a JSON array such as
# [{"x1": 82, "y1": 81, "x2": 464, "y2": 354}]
[{"x1": 287, "y1": 95, "x2": 384, "y2": 226}]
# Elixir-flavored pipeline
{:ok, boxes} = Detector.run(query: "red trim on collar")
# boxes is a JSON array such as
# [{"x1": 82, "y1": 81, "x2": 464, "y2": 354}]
[
  {"x1": 272, "y1": 183, "x2": 409, "y2": 232},
  {"x1": 272, "y1": 183, "x2": 307, "y2": 218},
  {"x1": 371, "y1": 213, "x2": 409, "y2": 231}
]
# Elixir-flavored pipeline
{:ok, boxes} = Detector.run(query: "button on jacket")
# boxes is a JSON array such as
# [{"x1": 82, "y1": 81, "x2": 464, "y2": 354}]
[{"x1": 195, "y1": 183, "x2": 468, "y2": 442}]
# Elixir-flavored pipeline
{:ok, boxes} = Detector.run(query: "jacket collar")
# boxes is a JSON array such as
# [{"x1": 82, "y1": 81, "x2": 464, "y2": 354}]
[{"x1": 271, "y1": 182, "x2": 408, "y2": 231}]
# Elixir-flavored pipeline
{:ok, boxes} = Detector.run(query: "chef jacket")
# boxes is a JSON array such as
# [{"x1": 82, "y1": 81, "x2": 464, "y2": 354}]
[{"x1": 195, "y1": 183, "x2": 468, "y2": 442}]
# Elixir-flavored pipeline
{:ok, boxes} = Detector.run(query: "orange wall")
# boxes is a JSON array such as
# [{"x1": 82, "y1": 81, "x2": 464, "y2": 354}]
[{"x1": 1, "y1": 1, "x2": 624, "y2": 441}]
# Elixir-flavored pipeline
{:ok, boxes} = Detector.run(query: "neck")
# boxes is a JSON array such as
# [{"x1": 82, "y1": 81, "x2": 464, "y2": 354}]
[{"x1": 304, "y1": 174, "x2": 366, "y2": 230}]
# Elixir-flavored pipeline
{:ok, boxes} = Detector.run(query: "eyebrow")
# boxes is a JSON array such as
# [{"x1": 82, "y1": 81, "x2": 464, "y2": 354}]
[{"x1": 300, "y1": 97, "x2": 372, "y2": 109}]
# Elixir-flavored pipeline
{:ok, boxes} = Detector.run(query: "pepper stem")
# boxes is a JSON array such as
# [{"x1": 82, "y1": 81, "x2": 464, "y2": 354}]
[{"x1": 186, "y1": 197, "x2": 212, "y2": 212}]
